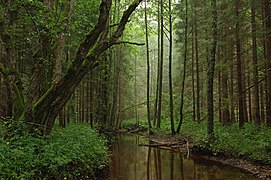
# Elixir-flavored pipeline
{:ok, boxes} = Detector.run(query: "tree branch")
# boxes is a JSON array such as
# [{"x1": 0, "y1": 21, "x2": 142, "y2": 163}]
[
  {"x1": 113, "y1": 41, "x2": 145, "y2": 46},
  {"x1": 242, "y1": 77, "x2": 265, "y2": 94}
]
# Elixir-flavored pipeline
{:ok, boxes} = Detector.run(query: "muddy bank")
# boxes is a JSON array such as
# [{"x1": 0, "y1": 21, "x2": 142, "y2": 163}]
[{"x1": 119, "y1": 128, "x2": 271, "y2": 179}]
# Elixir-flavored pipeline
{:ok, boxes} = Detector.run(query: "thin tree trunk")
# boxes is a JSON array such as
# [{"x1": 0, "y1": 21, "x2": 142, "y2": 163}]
[
  {"x1": 218, "y1": 51, "x2": 222, "y2": 123},
  {"x1": 177, "y1": 0, "x2": 188, "y2": 133},
  {"x1": 235, "y1": 0, "x2": 244, "y2": 128},
  {"x1": 144, "y1": 0, "x2": 152, "y2": 131},
  {"x1": 154, "y1": 0, "x2": 161, "y2": 126},
  {"x1": 248, "y1": 69, "x2": 252, "y2": 122},
  {"x1": 251, "y1": 0, "x2": 260, "y2": 125},
  {"x1": 81, "y1": 81, "x2": 85, "y2": 122},
  {"x1": 168, "y1": 0, "x2": 175, "y2": 135},
  {"x1": 230, "y1": 45, "x2": 235, "y2": 122},
  {"x1": 134, "y1": 56, "x2": 139, "y2": 127},
  {"x1": 157, "y1": 0, "x2": 164, "y2": 128},
  {"x1": 221, "y1": 43, "x2": 230, "y2": 124},
  {"x1": 191, "y1": 25, "x2": 196, "y2": 121},
  {"x1": 207, "y1": 0, "x2": 217, "y2": 136},
  {"x1": 194, "y1": 4, "x2": 201, "y2": 122},
  {"x1": 260, "y1": 83, "x2": 265, "y2": 122},
  {"x1": 263, "y1": 0, "x2": 271, "y2": 127}
]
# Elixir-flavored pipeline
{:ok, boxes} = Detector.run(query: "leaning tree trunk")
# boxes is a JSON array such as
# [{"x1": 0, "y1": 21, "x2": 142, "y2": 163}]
[{"x1": 25, "y1": 0, "x2": 143, "y2": 135}]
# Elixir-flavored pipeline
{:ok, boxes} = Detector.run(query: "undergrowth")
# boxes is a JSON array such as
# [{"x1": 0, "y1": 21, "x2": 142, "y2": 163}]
[
  {"x1": 122, "y1": 118, "x2": 271, "y2": 165},
  {"x1": 0, "y1": 123, "x2": 109, "y2": 179}
]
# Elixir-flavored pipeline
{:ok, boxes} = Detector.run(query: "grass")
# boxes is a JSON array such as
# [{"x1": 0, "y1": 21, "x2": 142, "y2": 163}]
[
  {"x1": 121, "y1": 118, "x2": 271, "y2": 165},
  {"x1": 0, "y1": 123, "x2": 109, "y2": 179}
]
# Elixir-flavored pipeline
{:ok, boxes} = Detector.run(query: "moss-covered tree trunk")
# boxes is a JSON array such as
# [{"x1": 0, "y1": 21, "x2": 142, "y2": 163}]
[{"x1": 24, "y1": 0, "x2": 143, "y2": 135}]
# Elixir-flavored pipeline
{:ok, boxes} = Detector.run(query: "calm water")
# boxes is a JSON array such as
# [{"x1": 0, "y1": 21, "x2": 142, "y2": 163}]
[{"x1": 108, "y1": 135, "x2": 257, "y2": 180}]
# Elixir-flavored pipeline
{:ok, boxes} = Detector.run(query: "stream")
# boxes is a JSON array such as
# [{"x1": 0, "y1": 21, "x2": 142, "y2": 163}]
[{"x1": 108, "y1": 135, "x2": 257, "y2": 180}]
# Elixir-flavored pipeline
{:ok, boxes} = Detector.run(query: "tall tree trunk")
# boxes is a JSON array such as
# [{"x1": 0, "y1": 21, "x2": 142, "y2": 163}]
[
  {"x1": 221, "y1": 67, "x2": 230, "y2": 124},
  {"x1": 251, "y1": 0, "x2": 260, "y2": 125},
  {"x1": 218, "y1": 52, "x2": 222, "y2": 123},
  {"x1": 263, "y1": 0, "x2": 271, "y2": 127},
  {"x1": 221, "y1": 42, "x2": 230, "y2": 124},
  {"x1": 134, "y1": 56, "x2": 139, "y2": 127},
  {"x1": 144, "y1": 0, "x2": 152, "y2": 131},
  {"x1": 235, "y1": 0, "x2": 245, "y2": 128},
  {"x1": 177, "y1": 0, "x2": 188, "y2": 134},
  {"x1": 191, "y1": 25, "x2": 196, "y2": 121},
  {"x1": 230, "y1": 45, "x2": 236, "y2": 122},
  {"x1": 242, "y1": 60, "x2": 248, "y2": 123},
  {"x1": 168, "y1": 0, "x2": 175, "y2": 135},
  {"x1": 194, "y1": 4, "x2": 201, "y2": 122},
  {"x1": 207, "y1": 0, "x2": 217, "y2": 136},
  {"x1": 157, "y1": 0, "x2": 164, "y2": 128},
  {"x1": 154, "y1": 0, "x2": 161, "y2": 126}
]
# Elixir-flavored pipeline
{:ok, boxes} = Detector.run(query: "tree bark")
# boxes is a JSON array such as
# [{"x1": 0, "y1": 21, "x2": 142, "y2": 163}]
[
  {"x1": 207, "y1": 0, "x2": 217, "y2": 136},
  {"x1": 263, "y1": 0, "x2": 271, "y2": 127},
  {"x1": 157, "y1": 0, "x2": 164, "y2": 128},
  {"x1": 153, "y1": 0, "x2": 161, "y2": 126},
  {"x1": 251, "y1": 0, "x2": 260, "y2": 125},
  {"x1": 194, "y1": 3, "x2": 201, "y2": 122},
  {"x1": 235, "y1": 0, "x2": 244, "y2": 128},
  {"x1": 144, "y1": 0, "x2": 152, "y2": 131},
  {"x1": 168, "y1": 0, "x2": 175, "y2": 135},
  {"x1": 177, "y1": 0, "x2": 188, "y2": 134},
  {"x1": 24, "y1": 0, "x2": 143, "y2": 135}
]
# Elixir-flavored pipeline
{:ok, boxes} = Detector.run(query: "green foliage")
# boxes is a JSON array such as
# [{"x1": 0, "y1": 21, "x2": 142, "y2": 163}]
[
  {"x1": 181, "y1": 120, "x2": 271, "y2": 165},
  {"x1": 0, "y1": 124, "x2": 109, "y2": 179},
  {"x1": 123, "y1": 117, "x2": 271, "y2": 165},
  {"x1": 121, "y1": 118, "x2": 149, "y2": 130}
]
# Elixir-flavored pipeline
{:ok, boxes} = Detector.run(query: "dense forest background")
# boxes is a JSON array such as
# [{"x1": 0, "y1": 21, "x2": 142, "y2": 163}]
[{"x1": 0, "y1": 0, "x2": 271, "y2": 135}]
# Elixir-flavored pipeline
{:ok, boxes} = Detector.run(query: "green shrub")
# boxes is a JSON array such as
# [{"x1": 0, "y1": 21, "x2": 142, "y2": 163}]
[{"x1": 0, "y1": 124, "x2": 109, "y2": 179}]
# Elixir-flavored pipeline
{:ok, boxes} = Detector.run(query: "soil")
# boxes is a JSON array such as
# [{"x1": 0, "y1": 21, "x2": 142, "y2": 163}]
[{"x1": 120, "y1": 128, "x2": 271, "y2": 180}]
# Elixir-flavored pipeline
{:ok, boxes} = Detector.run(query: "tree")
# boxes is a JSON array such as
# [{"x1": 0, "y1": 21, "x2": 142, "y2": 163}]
[
  {"x1": 145, "y1": 0, "x2": 152, "y2": 132},
  {"x1": 263, "y1": 0, "x2": 271, "y2": 127},
  {"x1": 251, "y1": 0, "x2": 260, "y2": 125},
  {"x1": 177, "y1": 0, "x2": 188, "y2": 134},
  {"x1": 207, "y1": 0, "x2": 217, "y2": 135},
  {"x1": 194, "y1": 1, "x2": 201, "y2": 122},
  {"x1": 22, "y1": 0, "x2": 144, "y2": 135},
  {"x1": 169, "y1": 0, "x2": 175, "y2": 135},
  {"x1": 235, "y1": 0, "x2": 245, "y2": 128},
  {"x1": 157, "y1": 0, "x2": 164, "y2": 128}
]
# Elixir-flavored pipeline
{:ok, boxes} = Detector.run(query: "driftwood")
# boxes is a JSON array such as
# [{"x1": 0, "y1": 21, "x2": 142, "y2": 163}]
[
  {"x1": 138, "y1": 138, "x2": 193, "y2": 158},
  {"x1": 138, "y1": 142, "x2": 180, "y2": 147},
  {"x1": 128, "y1": 128, "x2": 146, "y2": 134}
]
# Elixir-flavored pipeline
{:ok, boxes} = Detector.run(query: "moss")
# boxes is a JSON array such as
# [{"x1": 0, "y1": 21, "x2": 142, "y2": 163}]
[{"x1": 31, "y1": 86, "x2": 54, "y2": 113}]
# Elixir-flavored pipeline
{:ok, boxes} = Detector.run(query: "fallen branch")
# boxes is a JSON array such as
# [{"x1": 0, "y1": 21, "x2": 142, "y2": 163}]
[{"x1": 113, "y1": 41, "x2": 145, "y2": 46}]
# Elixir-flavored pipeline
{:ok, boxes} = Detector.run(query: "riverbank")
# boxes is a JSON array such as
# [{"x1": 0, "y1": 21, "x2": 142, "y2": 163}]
[{"x1": 121, "y1": 119, "x2": 271, "y2": 179}]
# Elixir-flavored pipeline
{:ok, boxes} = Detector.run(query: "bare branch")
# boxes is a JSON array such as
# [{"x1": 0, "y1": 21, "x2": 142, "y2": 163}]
[{"x1": 113, "y1": 41, "x2": 145, "y2": 46}]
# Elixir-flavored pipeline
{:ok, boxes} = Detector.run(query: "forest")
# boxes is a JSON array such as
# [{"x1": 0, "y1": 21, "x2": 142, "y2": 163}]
[{"x1": 0, "y1": 0, "x2": 271, "y2": 179}]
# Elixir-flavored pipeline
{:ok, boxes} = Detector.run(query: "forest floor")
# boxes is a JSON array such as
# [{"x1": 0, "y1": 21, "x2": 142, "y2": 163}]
[{"x1": 119, "y1": 128, "x2": 271, "y2": 179}]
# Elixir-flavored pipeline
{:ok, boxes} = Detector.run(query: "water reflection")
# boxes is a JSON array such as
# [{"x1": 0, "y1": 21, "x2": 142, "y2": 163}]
[{"x1": 108, "y1": 135, "x2": 256, "y2": 180}]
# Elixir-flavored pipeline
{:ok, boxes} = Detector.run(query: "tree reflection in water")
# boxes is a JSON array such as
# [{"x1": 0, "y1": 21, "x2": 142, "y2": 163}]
[{"x1": 109, "y1": 135, "x2": 256, "y2": 180}]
